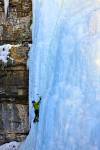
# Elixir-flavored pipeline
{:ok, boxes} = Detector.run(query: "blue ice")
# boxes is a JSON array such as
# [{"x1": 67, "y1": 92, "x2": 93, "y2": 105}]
[{"x1": 19, "y1": 0, "x2": 100, "y2": 150}]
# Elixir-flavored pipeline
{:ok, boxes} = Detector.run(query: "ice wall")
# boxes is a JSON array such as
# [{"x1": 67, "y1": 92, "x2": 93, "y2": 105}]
[{"x1": 20, "y1": 0, "x2": 100, "y2": 150}]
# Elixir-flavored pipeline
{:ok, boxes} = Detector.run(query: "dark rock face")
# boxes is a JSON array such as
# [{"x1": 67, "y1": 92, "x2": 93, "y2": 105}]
[
  {"x1": 0, "y1": 0, "x2": 32, "y2": 44},
  {"x1": 0, "y1": 103, "x2": 29, "y2": 142},
  {"x1": 0, "y1": 0, "x2": 32, "y2": 145}
]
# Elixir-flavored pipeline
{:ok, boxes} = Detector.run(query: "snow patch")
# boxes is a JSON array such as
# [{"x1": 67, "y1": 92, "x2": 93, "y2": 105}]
[
  {"x1": 0, "y1": 44, "x2": 20, "y2": 63},
  {"x1": 28, "y1": 44, "x2": 32, "y2": 49},
  {"x1": 4, "y1": 0, "x2": 9, "y2": 17},
  {"x1": 0, "y1": 141, "x2": 20, "y2": 150}
]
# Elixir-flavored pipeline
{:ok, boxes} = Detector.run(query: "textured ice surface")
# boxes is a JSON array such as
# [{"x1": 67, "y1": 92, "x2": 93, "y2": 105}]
[{"x1": 20, "y1": 0, "x2": 100, "y2": 150}]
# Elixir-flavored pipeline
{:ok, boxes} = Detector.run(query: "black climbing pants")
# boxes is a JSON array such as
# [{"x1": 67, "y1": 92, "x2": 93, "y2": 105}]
[{"x1": 34, "y1": 109, "x2": 39, "y2": 122}]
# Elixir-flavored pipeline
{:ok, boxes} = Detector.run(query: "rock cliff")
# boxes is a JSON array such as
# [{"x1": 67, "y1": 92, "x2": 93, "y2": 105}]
[{"x1": 0, "y1": 0, "x2": 32, "y2": 145}]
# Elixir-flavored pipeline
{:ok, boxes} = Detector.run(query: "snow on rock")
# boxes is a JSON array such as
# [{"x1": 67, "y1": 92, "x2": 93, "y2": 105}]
[
  {"x1": 4, "y1": 0, "x2": 9, "y2": 17},
  {"x1": 0, "y1": 44, "x2": 20, "y2": 63},
  {"x1": 28, "y1": 44, "x2": 32, "y2": 49},
  {"x1": 0, "y1": 141, "x2": 20, "y2": 150},
  {"x1": 0, "y1": 45, "x2": 10, "y2": 63}
]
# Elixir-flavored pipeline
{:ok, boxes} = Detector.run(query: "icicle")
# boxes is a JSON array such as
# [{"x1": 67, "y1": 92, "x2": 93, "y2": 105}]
[{"x1": 4, "y1": 0, "x2": 9, "y2": 17}]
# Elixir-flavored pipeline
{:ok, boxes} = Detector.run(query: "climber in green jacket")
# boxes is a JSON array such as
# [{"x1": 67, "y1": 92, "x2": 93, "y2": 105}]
[{"x1": 32, "y1": 96, "x2": 42, "y2": 123}]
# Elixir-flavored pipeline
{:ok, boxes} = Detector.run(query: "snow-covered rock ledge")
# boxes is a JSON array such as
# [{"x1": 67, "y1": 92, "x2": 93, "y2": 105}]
[
  {"x1": 0, "y1": 141, "x2": 20, "y2": 150},
  {"x1": 0, "y1": 44, "x2": 20, "y2": 63}
]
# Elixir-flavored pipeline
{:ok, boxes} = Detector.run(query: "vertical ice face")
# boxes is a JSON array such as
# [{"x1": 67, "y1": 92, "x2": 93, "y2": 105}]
[
  {"x1": 4, "y1": 0, "x2": 9, "y2": 17},
  {"x1": 19, "y1": 0, "x2": 100, "y2": 150}
]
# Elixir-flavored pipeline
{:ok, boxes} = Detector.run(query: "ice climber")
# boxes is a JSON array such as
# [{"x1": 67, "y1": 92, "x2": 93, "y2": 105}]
[{"x1": 32, "y1": 96, "x2": 42, "y2": 123}]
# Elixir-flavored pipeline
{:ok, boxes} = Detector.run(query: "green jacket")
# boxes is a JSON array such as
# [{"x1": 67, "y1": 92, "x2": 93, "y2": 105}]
[
  {"x1": 33, "y1": 96, "x2": 42, "y2": 110},
  {"x1": 33, "y1": 101, "x2": 40, "y2": 110}
]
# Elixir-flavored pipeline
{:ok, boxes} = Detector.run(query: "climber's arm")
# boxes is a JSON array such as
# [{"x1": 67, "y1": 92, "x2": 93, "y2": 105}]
[{"x1": 38, "y1": 96, "x2": 42, "y2": 104}]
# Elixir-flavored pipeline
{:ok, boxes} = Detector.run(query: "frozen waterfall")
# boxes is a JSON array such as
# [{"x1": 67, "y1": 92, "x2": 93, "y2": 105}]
[{"x1": 19, "y1": 0, "x2": 100, "y2": 150}]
